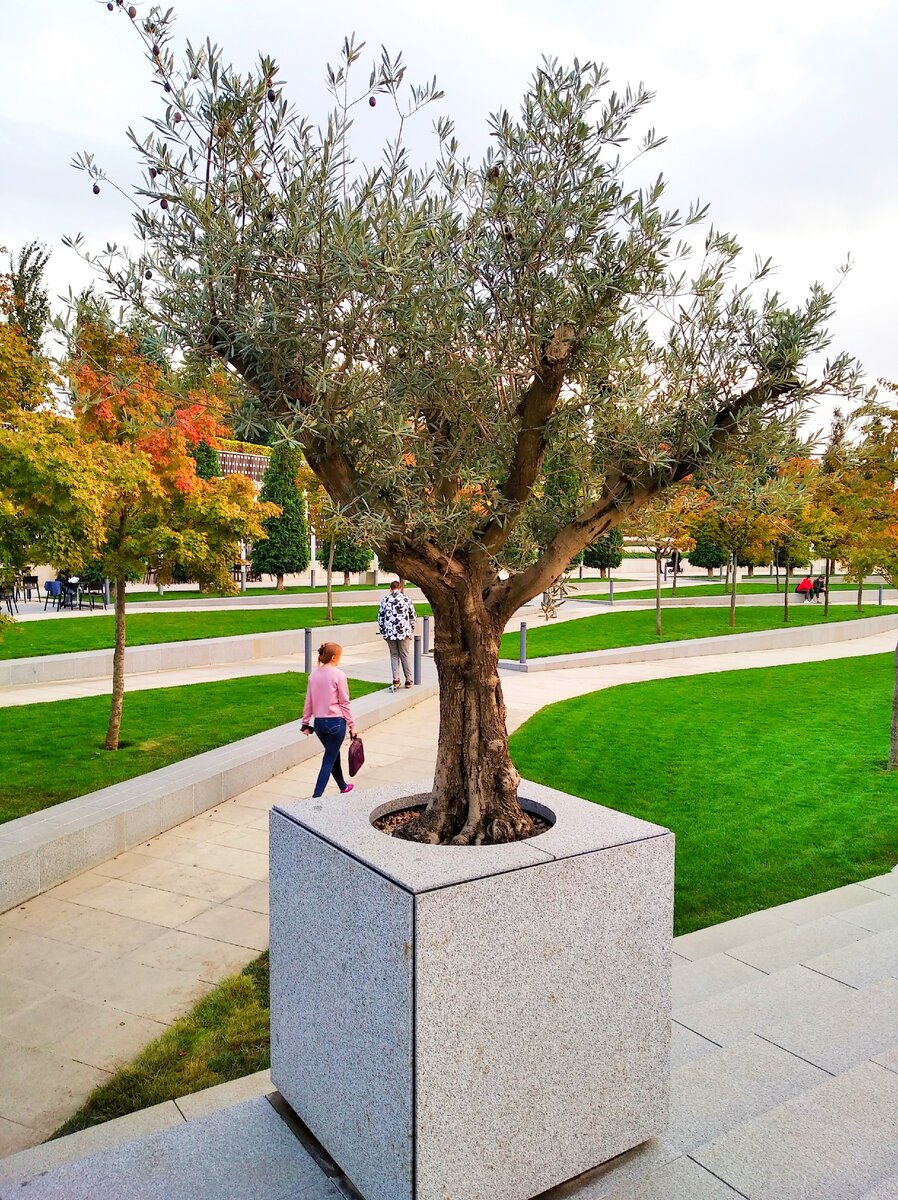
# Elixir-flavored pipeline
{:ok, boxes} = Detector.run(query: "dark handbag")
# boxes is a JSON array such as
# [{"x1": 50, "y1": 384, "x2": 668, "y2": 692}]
[{"x1": 348, "y1": 734, "x2": 365, "y2": 777}]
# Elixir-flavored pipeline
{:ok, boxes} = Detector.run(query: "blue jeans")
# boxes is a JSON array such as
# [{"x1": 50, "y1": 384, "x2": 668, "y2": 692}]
[{"x1": 312, "y1": 717, "x2": 347, "y2": 797}]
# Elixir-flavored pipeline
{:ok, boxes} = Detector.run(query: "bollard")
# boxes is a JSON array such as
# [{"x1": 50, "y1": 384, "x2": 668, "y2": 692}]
[
  {"x1": 519, "y1": 622, "x2": 527, "y2": 665},
  {"x1": 304, "y1": 628, "x2": 312, "y2": 674},
  {"x1": 310, "y1": 569, "x2": 316, "y2": 590},
  {"x1": 414, "y1": 635, "x2": 422, "y2": 685},
  {"x1": 608, "y1": 578, "x2": 614, "y2": 604},
  {"x1": 423, "y1": 615, "x2": 431, "y2": 655},
  {"x1": 879, "y1": 586, "x2": 884, "y2": 607},
  {"x1": 240, "y1": 563, "x2": 247, "y2": 594},
  {"x1": 103, "y1": 577, "x2": 111, "y2": 606},
  {"x1": 579, "y1": 563, "x2": 584, "y2": 580}
]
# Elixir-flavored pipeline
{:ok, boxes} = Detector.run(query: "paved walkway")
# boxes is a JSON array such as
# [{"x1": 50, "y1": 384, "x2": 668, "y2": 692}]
[{"x1": 1, "y1": 627, "x2": 897, "y2": 1157}]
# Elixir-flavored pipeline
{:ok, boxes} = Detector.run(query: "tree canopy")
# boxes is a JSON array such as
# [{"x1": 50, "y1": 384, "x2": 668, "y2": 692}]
[{"x1": 68, "y1": 8, "x2": 864, "y2": 843}]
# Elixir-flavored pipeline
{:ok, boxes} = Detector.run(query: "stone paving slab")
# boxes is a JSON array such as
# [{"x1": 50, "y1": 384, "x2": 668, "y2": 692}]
[
  {"x1": 666, "y1": 1034, "x2": 829, "y2": 1152},
  {"x1": 672, "y1": 951, "x2": 766, "y2": 1009},
  {"x1": 673, "y1": 964, "x2": 854, "y2": 1045},
  {"x1": 691, "y1": 1060, "x2": 898, "y2": 1200},
  {"x1": 0, "y1": 1098, "x2": 340, "y2": 1200},
  {"x1": 836, "y1": 894, "x2": 898, "y2": 933},
  {"x1": 670, "y1": 1022, "x2": 721, "y2": 1071},
  {"x1": 600, "y1": 1154, "x2": 745, "y2": 1199},
  {"x1": 803, "y1": 926, "x2": 898, "y2": 989},
  {"x1": 724, "y1": 912, "x2": 869, "y2": 973},
  {"x1": 761, "y1": 977, "x2": 898, "y2": 1075}
]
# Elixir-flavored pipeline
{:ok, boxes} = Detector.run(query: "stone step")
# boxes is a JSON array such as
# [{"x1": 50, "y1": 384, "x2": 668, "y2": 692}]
[{"x1": 690, "y1": 1059, "x2": 898, "y2": 1200}]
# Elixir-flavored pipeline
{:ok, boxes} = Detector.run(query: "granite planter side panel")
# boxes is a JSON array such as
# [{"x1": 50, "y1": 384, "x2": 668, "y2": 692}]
[
  {"x1": 269, "y1": 811, "x2": 414, "y2": 1200},
  {"x1": 414, "y1": 835, "x2": 674, "y2": 1200}
]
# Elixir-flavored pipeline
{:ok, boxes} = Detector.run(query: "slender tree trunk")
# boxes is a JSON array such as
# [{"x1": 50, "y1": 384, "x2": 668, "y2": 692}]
[
  {"x1": 824, "y1": 557, "x2": 831, "y2": 617},
  {"x1": 775, "y1": 558, "x2": 780, "y2": 592},
  {"x1": 105, "y1": 572, "x2": 127, "y2": 751},
  {"x1": 276, "y1": 573, "x2": 285, "y2": 592},
  {"x1": 706, "y1": 568, "x2": 713, "y2": 578},
  {"x1": 783, "y1": 561, "x2": 790, "y2": 623},
  {"x1": 747, "y1": 564, "x2": 754, "y2": 577},
  {"x1": 326, "y1": 540, "x2": 335, "y2": 621},
  {"x1": 729, "y1": 555, "x2": 737, "y2": 628},
  {"x1": 857, "y1": 578, "x2": 863, "y2": 612},
  {"x1": 343, "y1": 571, "x2": 351, "y2": 586},
  {"x1": 395, "y1": 579, "x2": 533, "y2": 846},
  {"x1": 890, "y1": 637, "x2": 898, "y2": 771},
  {"x1": 671, "y1": 553, "x2": 678, "y2": 596},
  {"x1": 655, "y1": 551, "x2": 662, "y2": 638}
]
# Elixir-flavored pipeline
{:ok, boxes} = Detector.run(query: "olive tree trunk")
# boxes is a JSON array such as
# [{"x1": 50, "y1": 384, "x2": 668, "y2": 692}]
[
  {"x1": 396, "y1": 580, "x2": 534, "y2": 846},
  {"x1": 105, "y1": 572, "x2": 127, "y2": 751}
]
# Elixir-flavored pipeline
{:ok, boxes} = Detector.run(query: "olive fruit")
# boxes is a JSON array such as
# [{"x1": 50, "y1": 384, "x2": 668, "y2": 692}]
[
  {"x1": 92, "y1": 183, "x2": 100, "y2": 195},
  {"x1": 127, "y1": 5, "x2": 136, "y2": 16},
  {"x1": 160, "y1": 197, "x2": 169, "y2": 210},
  {"x1": 145, "y1": 269, "x2": 152, "y2": 279},
  {"x1": 267, "y1": 88, "x2": 276, "y2": 102},
  {"x1": 369, "y1": 96, "x2": 376, "y2": 107}
]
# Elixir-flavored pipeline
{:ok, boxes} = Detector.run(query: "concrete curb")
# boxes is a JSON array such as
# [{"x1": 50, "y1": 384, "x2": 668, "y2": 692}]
[
  {"x1": 125, "y1": 587, "x2": 426, "y2": 612},
  {"x1": 577, "y1": 590, "x2": 896, "y2": 611},
  {"x1": 0, "y1": 683, "x2": 437, "y2": 914},
  {"x1": 501, "y1": 612, "x2": 898, "y2": 673},
  {"x1": 0, "y1": 619, "x2": 382, "y2": 688}
]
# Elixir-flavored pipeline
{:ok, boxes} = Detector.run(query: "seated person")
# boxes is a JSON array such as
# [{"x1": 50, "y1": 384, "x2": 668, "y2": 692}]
[
  {"x1": 812, "y1": 575, "x2": 826, "y2": 601},
  {"x1": 796, "y1": 575, "x2": 814, "y2": 601}
]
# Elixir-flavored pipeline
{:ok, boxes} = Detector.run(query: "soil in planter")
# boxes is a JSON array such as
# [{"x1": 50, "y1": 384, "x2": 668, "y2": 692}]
[{"x1": 373, "y1": 804, "x2": 553, "y2": 841}]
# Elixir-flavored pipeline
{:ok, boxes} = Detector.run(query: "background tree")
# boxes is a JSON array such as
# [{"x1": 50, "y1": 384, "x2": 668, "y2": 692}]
[
  {"x1": 626, "y1": 486, "x2": 701, "y2": 634},
  {"x1": 191, "y1": 439, "x2": 221, "y2": 480},
  {"x1": 686, "y1": 525, "x2": 728, "y2": 577},
  {"x1": 583, "y1": 529, "x2": 625, "y2": 578},
  {"x1": 68, "y1": 317, "x2": 274, "y2": 750},
  {"x1": 251, "y1": 445, "x2": 309, "y2": 590},
  {"x1": 8, "y1": 242, "x2": 51, "y2": 356},
  {"x1": 72, "y1": 14, "x2": 861, "y2": 844},
  {"x1": 316, "y1": 536, "x2": 373, "y2": 587}
]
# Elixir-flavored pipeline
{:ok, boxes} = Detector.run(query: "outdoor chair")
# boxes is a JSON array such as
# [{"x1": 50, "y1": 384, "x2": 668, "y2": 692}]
[
  {"x1": 79, "y1": 585, "x2": 108, "y2": 610},
  {"x1": 21, "y1": 574, "x2": 39, "y2": 601},
  {"x1": 0, "y1": 586, "x2": 17, "y2": 616},
  {"x1": 43, "y1": 581, "x2": 62, "y2": 610}
]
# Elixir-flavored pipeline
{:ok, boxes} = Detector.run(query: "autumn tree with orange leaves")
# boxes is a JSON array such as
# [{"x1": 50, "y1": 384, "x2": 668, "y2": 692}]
[{"x1": 68, "y1": 318, "x2": 275, "y2": 750}]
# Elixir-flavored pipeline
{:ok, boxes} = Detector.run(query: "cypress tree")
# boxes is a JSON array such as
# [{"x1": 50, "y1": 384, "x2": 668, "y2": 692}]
[{"x1": 251, "y1": 446, "x2": 310, "y2": 590}]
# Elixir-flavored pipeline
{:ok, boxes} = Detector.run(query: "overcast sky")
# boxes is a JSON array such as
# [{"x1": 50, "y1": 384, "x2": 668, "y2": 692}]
[{"x1": 2, "y1": 0, "x2": 896, "y2": 418}]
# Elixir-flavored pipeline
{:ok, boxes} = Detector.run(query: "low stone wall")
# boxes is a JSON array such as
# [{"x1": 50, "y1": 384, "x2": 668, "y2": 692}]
[
  {"x1": 502, "y1": 612, "x2": 898, "y2": 673},
  {"x1": 580, "y1": 590, "x2": 895, "y2": 610},
  {"x1": 127, "y1": 586, "x2": 426, "y2": 612},
  {"x1": 0, "y1": 684, "x2": 436, "y2": 913},
  {"x1": 0, "y1": 619, "x2": 381, "y2": 688}
]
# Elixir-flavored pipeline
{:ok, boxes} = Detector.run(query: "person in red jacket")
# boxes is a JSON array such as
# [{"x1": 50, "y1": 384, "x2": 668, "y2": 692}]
[{"x1": 796, "y1": 575, "x2": 814, "y2": 602}]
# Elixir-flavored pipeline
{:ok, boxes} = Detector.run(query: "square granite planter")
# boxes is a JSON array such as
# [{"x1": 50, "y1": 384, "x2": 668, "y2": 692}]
[{"x1": 269, "y1": 779, "x2": 674, "y2": 1200}]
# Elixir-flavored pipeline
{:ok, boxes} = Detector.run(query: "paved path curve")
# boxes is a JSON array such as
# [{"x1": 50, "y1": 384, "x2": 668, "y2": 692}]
[{"x1": 0, "y1": 624, "x2": 896, "y2": 1154}]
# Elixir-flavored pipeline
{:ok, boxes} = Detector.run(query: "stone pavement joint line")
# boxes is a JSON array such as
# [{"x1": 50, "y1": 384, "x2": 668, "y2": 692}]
[{"x1": 1, "y1": 627, "x2": 898, "y2": 1181}]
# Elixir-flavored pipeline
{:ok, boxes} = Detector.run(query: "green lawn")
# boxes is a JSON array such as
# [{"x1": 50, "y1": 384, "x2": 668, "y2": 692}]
[
  {"x1": 0, "y1": 604, "x2": 431, "y2": 661},
  {"x1": 510, "y1": 653, "x2": 898, "y2": 935},
  {"x1": 588, "y1": 581, "x2": 880, "y2": 601},
  {"x1": 125, "y1": 583, "x2": 387, "y2": 602},
  {"x1": 53, "y1": 954, "x2": 271, "y2": 1139},
  {"x1": 0, "y1": 672, "x2": 381, "y2": 823},
  {"x1": 500, "y1": 604, "x2": 896, "y2": 660}
]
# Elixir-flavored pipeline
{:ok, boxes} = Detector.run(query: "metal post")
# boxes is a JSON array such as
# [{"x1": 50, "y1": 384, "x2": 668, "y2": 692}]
[
  {"x1": 519, "y1": 622, "x2": 527, "y2": 664},
  {"x1": 879, "y1": 586, "x2": 884, "y2": 607},
  {"x1": 304, "y1": 628, "x2": 312, "y2": 674},
  {"x1": 579, "y1": 563, "x2": 583, "y2": 580},
  {"x1": 240, "y1": 563, "x2": 247, "y2": 594},
  {"x1": 423, "y1": 615, "x2": 431, "y2": 655},
  {"x1": 414, "y1": 635, "x2": 422, "y2": 684},
  {"x1": 608, "y1": 578, "x2": 614, "y2": 603},
  {"x1": 310, "y1": 569, "x2": 316, "y2": 590},
  {"x1": 663, "y1": 562, "x2": 668, "y2": 584},
  {"x1": 103, "y1": 577, "x2": 110, "y2": 606}
]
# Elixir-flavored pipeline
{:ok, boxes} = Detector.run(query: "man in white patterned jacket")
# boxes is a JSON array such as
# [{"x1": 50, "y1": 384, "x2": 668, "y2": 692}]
[{"x1": 377, "y1": 580, "x2": 417, "y2": 689}]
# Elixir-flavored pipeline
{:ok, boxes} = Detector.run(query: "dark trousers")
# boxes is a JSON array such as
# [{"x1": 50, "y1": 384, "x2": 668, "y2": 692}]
[{"x1": 313, "y1": 717, "x2": 347, "y2": 797}]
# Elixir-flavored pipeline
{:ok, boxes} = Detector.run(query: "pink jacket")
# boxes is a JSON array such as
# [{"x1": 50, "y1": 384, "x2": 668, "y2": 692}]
[{"x1": 302, "y1": 665, "x2": 354, "y2": 727}]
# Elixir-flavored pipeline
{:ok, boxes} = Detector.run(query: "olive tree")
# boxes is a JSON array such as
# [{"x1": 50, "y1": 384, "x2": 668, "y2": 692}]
[{"x1": 71, "y1": 9, "x2": 860, "y2": 844}]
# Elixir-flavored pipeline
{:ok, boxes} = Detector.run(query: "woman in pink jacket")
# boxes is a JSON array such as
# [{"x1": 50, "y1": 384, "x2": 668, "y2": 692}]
[{"x1": 302, "y1": 642, "x2": 357, "y2": 797}]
